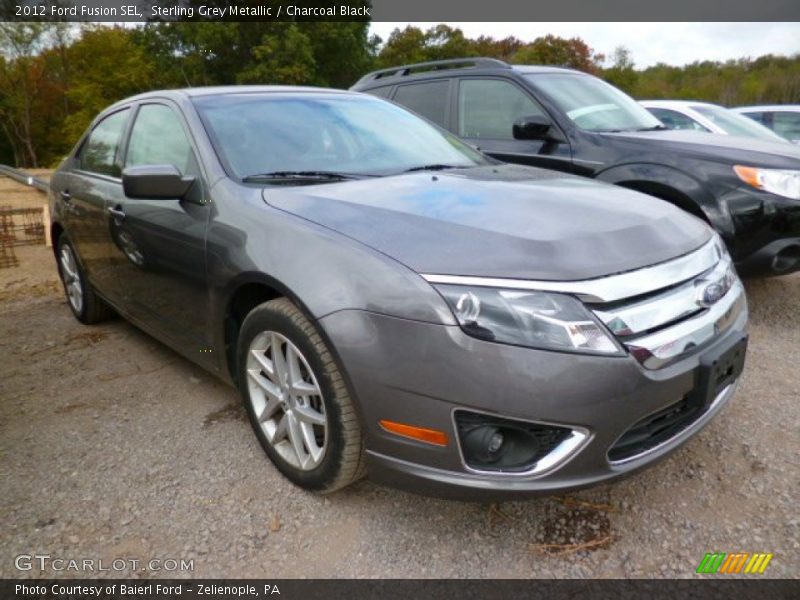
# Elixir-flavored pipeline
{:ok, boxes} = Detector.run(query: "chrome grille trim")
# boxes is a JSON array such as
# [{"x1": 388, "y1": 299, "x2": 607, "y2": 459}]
[
  {"x1": 421, "y1": 236, "x2": 721, "y2": 303},
  {"x1": 593, "y1": 255, "x2": 733, "y2": 337},
  {"x1": 624, "y1": 281, "x2": 747, "y2": 369}
]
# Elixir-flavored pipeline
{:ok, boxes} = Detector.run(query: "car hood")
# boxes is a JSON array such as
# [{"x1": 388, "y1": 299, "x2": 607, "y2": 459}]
[
  {"x1": 262, "y1": 164, "x2": 711, "y2": 281},
  {"x1": 601, "y1": 129, "x2": 800, "y2": 168}
]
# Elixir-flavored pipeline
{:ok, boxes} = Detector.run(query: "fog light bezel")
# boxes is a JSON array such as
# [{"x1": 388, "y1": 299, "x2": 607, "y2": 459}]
[{"x1": 452, "y1": 409, "x2": 591, "y2": 478}]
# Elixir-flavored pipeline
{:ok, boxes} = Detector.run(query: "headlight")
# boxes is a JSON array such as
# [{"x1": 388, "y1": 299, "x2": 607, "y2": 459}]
[
  {"x1": 434, "y1": 285, "x2": 622, "y2": 355},
  {"x1": 734, "y1": 165, "x2": 800, "y2": 200}
]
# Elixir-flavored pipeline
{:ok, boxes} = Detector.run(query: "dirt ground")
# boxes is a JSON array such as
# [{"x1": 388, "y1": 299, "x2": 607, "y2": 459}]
[{"x1": 0, "y1": 177, "x2": 798, "y2": 579}]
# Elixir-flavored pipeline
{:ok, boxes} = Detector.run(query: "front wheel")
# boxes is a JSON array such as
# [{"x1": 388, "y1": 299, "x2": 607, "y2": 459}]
[{"x1": 237, "y1": 298, "x2": 365, "y2": 493}]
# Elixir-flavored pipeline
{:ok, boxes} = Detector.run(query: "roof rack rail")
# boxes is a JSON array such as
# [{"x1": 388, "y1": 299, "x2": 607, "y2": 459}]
[{"x1": 354, "y1": 57, "x2": 511, "y2": 86}]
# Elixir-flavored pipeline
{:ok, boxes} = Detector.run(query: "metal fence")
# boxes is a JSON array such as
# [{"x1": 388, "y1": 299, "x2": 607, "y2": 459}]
[{"x1": 0, "y1": 165, "x2": 49, "y2": 268}]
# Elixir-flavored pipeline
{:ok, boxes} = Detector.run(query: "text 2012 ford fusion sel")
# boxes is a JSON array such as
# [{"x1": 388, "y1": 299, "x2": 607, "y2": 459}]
[{"x1": 49, "y1": 87, "x2": 747, "y2": 499}]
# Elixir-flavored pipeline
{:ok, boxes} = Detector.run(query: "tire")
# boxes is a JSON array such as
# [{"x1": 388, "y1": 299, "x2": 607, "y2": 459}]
[
  {"x1": 237, "y1": 298, "x2": 366, "y2": 493},
  {"x1": 56, "y1": 236, "x2": 114, "y2": 324}
]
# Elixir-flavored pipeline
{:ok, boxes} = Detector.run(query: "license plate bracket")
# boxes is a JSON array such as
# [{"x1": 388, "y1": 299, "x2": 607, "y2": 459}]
[{"x1": 690, "y1": 335, "x2": 747, "y2": 409}]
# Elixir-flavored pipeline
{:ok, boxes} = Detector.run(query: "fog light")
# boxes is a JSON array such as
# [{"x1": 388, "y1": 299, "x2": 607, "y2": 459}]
[
  {"x1": 455, "y1": 411, "x2": 573, "y2": 473},
  {"x1": 462, "y1": 426, "x2": 506, "y2": 465},
  {"x1": 488, "y1": 431, "x2": 504, "y2": 454}
]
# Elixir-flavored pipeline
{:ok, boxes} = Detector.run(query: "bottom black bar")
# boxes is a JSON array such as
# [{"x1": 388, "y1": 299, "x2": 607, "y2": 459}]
[{"x1": 1, "y1": 579, "x2": 797, "y2": 600}]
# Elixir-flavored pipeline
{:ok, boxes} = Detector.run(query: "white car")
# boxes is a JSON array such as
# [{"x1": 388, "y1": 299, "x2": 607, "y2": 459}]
[
  {"x1": 732, "y1": 105, "x2": 800, "y2": 144},
  {"x1": 641, "y1": 100, "x2": 789, "y2": 144}
]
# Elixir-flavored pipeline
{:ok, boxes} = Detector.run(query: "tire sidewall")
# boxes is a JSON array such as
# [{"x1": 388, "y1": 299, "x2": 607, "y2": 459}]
[
  {"x1": 56, "y1": 235, "x2": 89, "y2": 323},
  {"x1": 237, "y1": 302, "x2": 347, "y2": 491}
]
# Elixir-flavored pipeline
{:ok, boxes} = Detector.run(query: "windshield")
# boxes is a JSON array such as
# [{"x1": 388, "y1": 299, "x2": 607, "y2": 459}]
[
  {"x1": 193, "y1": 93, "x2": 488, "y2": 180},
  {"x1": 526, "y1": 73, "x2": 662, "y2": 132},
  {"x1": 691, "y1": 105, "x2": 788, "y2": 143}
]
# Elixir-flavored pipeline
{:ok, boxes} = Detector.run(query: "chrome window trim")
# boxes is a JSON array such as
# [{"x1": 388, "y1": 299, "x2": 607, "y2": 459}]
[{"x1": 421, "y1": 236, "x2": 720, "y2": 303}]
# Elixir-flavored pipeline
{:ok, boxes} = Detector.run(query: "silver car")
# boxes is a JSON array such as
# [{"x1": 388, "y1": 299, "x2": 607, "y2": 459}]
[
  {"x1": 49, "y1": 87, "x2": 748, "y2": 499},
  {"x1": 733, "y1": 105, "x2": 800, "y2": 144}
]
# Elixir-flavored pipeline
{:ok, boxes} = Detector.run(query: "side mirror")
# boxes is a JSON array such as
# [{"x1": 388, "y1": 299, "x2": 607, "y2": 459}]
[
  {"x1": 122, "y1": 165, "x2": 195, "y2": 200},
  {"x1": 513, "y1": 115, "x2": 554, "y2": 141}
]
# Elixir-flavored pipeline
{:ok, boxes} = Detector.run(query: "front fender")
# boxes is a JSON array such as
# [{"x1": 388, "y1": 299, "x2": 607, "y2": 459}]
[{"x1": 595, "y1": 163, "x2": 735, "y2": 237}]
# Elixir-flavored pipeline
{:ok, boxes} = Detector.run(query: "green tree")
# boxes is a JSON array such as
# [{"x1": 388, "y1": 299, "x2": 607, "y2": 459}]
[
  {"x1": 238, "y1": 25, "x2": 316, "y2": 85},
  {"x1": 603, "y1": 46, "x2": 637, "y2": 93},
  {"x1": 377, "y1": 26, "x2": 431, "y2": 67},
  {"x1": 512, "y1": 35, "x2": 604, "y2": 73},
  {"x1": 0, "y1": 23, "x2": 53, "y2": 166},
  {"x1": 61, "y1": 26, "x2": 156, "y2": 145},
  {"x1": 471, "y1": 35, "x2": 524, "y2": 62},
  {"x1": 135, "y1": 22, "x2": 375, "y2": 88}
]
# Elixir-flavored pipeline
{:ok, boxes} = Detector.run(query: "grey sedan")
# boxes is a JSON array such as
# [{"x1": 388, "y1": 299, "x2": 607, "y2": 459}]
[{"x1": 49, "y1": 87, "x2": 747, "y2": 499}]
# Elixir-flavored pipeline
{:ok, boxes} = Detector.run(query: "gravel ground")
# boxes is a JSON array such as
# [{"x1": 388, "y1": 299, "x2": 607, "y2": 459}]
[{"x1": 0, "y1": 181, "x2": 798, "y2": 579}]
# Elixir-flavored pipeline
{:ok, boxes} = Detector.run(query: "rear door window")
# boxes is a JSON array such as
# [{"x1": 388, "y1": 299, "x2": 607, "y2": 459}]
[
  {"x1": 393, "y1": 80, "x2": 450, "y2": 127},
  {"x1": 78, "y1": 109, "x2": 130, "y2": 177}
]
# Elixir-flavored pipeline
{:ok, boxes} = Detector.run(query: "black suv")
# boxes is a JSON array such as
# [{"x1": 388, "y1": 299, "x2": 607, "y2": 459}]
[{"x1": 351, "y1": 58, "x2": 800, "y2": 276}]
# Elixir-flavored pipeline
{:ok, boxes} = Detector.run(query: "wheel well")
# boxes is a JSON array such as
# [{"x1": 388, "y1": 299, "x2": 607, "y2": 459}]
[
  {"x1": 617, "y1": 181, "x2": 710, "y2": 223},
  {"x1": 224, "y1": 283, "x2": 283, "y2": 385}
]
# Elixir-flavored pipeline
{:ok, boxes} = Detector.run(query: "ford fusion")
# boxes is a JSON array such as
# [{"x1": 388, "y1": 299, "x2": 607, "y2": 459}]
[{"x1": 49, "y1": 88, "x2": 748, "y2": 499}]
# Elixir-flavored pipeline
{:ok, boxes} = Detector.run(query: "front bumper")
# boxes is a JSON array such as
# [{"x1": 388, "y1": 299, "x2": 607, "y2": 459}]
[
  {"x1": 723, "y1": 186, "x2": 800, "y2": 276},
  {"x1": 319, "y1": 299, "x2": 747, "y2": 501}
]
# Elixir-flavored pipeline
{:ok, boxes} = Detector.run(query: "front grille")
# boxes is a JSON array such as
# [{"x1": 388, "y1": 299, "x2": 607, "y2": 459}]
[
  {"x1": 590, "y1": 248, "x2": 744, "y2": 369},
  {"x1": 608, "y1": 396, "x2": 703, "y2": 462}
]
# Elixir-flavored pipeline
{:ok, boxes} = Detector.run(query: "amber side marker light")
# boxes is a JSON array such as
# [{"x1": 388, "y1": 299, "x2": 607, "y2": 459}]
[
  {"x1": 733, "y1": 165, "x2": 761, "y2": 188},
  {"x1": 379, "y1": 420, "x2": 448, "y2": 446}
]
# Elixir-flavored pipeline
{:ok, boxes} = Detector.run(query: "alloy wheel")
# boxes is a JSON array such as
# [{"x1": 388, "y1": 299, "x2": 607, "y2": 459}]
[
  {"x1": 60, "y1": 245, "x2": 84, "y2": 314},
  {"x1": 246, "y1": 331, "x2": 328, "y2": 470}
]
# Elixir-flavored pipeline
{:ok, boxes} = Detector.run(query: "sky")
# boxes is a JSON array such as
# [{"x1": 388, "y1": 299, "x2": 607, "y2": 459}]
[{"x1": 368, "y1": 22, "x2": 800, "y2": 68}]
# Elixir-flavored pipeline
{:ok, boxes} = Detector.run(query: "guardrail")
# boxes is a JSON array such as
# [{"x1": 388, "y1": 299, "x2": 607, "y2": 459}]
[{"x1": 0, "y1": 164, "x2": 49, "y2": 192}]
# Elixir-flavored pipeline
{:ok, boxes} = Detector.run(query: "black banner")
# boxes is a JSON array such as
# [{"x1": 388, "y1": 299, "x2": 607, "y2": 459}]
[
  {"x1": 2, "y1": 0, "x2": 800, "y2": 22},
  {"x1": 2, "y1": 579, "x2": 799, "y2": 599}
]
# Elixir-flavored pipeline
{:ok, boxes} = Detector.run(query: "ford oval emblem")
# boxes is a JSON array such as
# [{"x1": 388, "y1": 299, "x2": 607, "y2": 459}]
[{"x1": 696, "y1": 282, "x2": 725, "y2": 307}]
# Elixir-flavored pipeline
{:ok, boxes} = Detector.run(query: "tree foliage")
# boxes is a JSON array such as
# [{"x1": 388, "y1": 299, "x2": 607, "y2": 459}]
[
  {"x1": 0, "y1": 22, "x2": 798, "y2": 168},
  {"x1": 603, "y1": 46, "x2": 637, "y2": 92},
  {"x1": 61, "y1": 26, "x2": 156, "y2": 144}
]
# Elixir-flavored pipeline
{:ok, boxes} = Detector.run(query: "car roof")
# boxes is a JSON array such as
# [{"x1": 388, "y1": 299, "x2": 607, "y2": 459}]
[
  {"x1": 105, "y1": 86, "x2": 352, "y2": 110},
  {"x1": 510, "y1": 65, "x2": 583, "y2": 75},
  {"x1": 733, "y1": 105, "x2": 800, "y2": 113},
  {"x1": 640, "y1": 100, "x2": 719, "y2": 109},
  {"x1": 352, "y1": 57, "x2": 585, "y2": 89}
]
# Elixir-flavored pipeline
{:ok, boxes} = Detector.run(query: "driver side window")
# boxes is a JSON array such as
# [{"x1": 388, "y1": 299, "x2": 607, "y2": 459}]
[
  {"x1": 125, "y1": 104, "x2": 198, "y2": 176},
  {"x1": 458, "y1": 79, "x2": 546, "y2": 140}
]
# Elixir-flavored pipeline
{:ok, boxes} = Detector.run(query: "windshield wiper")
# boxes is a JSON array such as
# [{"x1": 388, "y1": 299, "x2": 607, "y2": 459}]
[
  {"x1": 595, "y1": 125, "x2": 668, "y2": 133},
  {"x1": 242, "y1": 170, "x2": 364, "y2": 183},
  {"x1": 403, "y1": 164, "x2": 467, "y2": 173}
]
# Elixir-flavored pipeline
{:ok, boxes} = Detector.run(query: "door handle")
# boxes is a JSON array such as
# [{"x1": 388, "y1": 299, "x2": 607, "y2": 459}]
[
  {"x1": 107, "y1": 206, "x2": 126, "y2": 221},
  {"x1": 60, "y1": 190, "x2": 72, "y2": 203}
]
